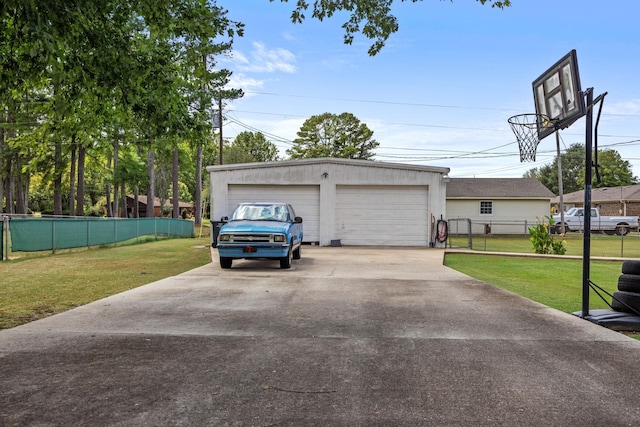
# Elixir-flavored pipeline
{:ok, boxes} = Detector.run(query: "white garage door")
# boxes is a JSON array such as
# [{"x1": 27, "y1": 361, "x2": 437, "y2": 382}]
[
  {"x1": 227, "y1": 184, "x2": 320, "y2": 243},
  {"x1": 336, "y1": 185, "x2": 430, "y2": 246}
]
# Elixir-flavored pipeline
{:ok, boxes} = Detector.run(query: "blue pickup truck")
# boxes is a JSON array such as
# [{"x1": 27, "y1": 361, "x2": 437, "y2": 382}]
[{"x1": 216, "y1": 202, "x2": 303, "y2": 269}]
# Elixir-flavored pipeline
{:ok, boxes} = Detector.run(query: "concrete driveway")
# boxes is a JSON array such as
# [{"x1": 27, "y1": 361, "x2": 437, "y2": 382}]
[{"x1": 1, "y1": 247, "x2": 640, "y2": 426}]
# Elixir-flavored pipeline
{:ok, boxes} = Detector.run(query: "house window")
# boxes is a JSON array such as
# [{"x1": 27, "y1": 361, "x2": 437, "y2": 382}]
[{"x1": 480, "y1": 201, "x2": 493, "y2": 215}]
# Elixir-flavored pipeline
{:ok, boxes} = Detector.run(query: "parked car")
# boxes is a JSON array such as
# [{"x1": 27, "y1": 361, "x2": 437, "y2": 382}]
[
  {"x1": 552, "y1": 207, "x2": 639, "y2": 236},
  {"x1": 216, "y1": 202, "x2": 303, "y2": 269}
]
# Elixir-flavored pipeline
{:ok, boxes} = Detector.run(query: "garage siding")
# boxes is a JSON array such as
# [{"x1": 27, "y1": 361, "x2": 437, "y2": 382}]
[
  {"x1": 227, "y1": 184, "x2": 321, "y2": 243},
  {"x1": 335, "y1": 185, "x2": 430, "y2": 246}
]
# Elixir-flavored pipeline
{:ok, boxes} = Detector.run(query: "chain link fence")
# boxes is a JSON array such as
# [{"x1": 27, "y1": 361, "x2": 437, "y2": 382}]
[{"x1": 445, "y1": 217, "x2": 640, "y2": 258}]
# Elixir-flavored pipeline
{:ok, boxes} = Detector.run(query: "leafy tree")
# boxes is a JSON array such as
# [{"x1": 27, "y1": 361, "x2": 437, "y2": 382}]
[
  {"x1": 524, "y1": 143, "x2": 638, "y2": 195},
  {"x1": 0, "y1": 1, "x2": 242, "y2": 217},
  {"x1": 590, "y1": 149, "x2": 638, "y2": 188},
  {"x1": 226, "y1": 132, "x2": 280, "y2": 164},
  {"x1": 274, "y1": 0, "x2": 511, "y2": 55},
  {"x1": 288, "y1": 112, "x2": 379, "y2": 160}
]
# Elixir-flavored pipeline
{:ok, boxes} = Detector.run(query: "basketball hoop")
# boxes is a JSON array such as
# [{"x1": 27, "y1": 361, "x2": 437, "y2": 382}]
[{"x1": 508, "y1": 113, "x2": 553, "y2": 162}]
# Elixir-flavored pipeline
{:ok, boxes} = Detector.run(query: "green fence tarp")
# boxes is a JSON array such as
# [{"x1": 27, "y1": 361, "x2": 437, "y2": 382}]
[{"x1": 10, "y1": 218, "x2": 194, "y2": 252}]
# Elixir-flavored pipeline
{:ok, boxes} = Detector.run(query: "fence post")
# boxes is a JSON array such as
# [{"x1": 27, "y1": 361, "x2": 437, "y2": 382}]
[{"x1": 467, "y1": 218, "x2": 473, "y2": 249}]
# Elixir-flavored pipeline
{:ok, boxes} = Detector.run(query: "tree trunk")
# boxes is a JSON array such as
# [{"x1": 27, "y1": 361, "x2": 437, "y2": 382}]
[
  {"x1": 7, "y1": 161, "x2": 15, "y2": 214},
  {"x1": 195, "y1": 143, "x2": 203, "y2": 224},
  {"x1": 172, "y1": 146, "x2": 179, "y2": 218},
  {"x1": 105, "y1": 154, "x2": 113, "y2": 217},
  {"x1": 75, "y1": 144, "x2": 86, "y2": 216},
  {"x1": 146, "y1": 148, "x2": 155, "y2": 217},
  {"x1": 14, "y1": 154, "x2": 27, "y2": 214},
  {"x1": 134, "y1": 186, "x2": 139, "y2": 218},
  {"x1": 121, "y1": 181, "x2": 127, "y2": 218},
  {"x1": 5, "y1": 113, "x2": 17, "y2": 214},
  {"x1": 0, "y1": 123, "x2": 5, "y2": 213},
  {"x1": 113, "y1": 142, "x2": 119, "y2": 217},
  {"x1": 53, "y1": 139, "x2": 63, "y2": 215},
  {"x1": 68, "y1": 136, "x2": 77, "y2": 215}
]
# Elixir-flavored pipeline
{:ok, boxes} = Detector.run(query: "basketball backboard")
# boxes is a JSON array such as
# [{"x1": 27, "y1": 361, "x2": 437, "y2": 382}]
[{"x1": 532, "y1": 50, "x2": 585, "y2": 141}]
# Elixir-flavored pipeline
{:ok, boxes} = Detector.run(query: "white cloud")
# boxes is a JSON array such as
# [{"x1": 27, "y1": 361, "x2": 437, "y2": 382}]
[
  {"x1": 605, "y1": 99, "x2": 640, "y2": 116},
  {"x1": 281, "y1": 31, "x2": 296, "y2": 41},
  {"x1": 228, "y1": 74, "x2": 264, "y2": 93},
  {"x1": 231, "y1": 41, "x2": 297, "y2": 74},
  {"x1": 229, "y1": 50, "x2": 249, "y2": 66}
]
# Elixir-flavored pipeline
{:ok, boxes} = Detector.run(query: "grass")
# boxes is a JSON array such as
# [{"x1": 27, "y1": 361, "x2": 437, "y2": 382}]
[
  {"x1": 448, "y1": 232, "x2": 640, "y2": 258},
  {"x1": 444, "y1": 252, "x2": 640, "y2": 340},
  {"x1": 0, "y1": 236, "x2": 211, "y2": 329}
]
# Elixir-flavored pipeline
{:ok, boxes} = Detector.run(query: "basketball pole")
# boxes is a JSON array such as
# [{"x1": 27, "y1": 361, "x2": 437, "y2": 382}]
[
  {"x1": 581, "y1": 88, "x2": 594, "y2": 318},
  {"x1": 556, "y1": 130, "x2": 565, "y2": 234}
]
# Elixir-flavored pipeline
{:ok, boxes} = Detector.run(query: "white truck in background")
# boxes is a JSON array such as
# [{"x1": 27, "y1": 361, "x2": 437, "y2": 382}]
[{"x1": 552, "y1": 207, "x2": 639, "y2": 236}]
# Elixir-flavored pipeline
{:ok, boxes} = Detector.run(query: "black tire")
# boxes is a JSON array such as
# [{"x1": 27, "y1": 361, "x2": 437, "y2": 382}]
[
  {"x1": 611, "y1": 290, "x2": 640, "y2": 314},
  {"x1": 616, "y1": 223, "x2": 630, "y2": 236},
  {"x1": 622, "y1": 260, "x2": 640, "y2": 275},
  {"x1": 280, "y1": 245, "x2": 292, "y2": 269},
  {"x1": 293, "y1": 244, "x2": 301, "y2": 260},
  {"x1": 220, "y1": 257, "x2": 232, "y2": 269},
  {"x1": 618, "y1": 274, "x2": 640, "y2": 293}
]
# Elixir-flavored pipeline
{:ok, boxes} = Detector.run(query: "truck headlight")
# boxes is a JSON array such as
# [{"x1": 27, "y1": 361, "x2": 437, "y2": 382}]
[
  {"x1": 219, "y1": 234, "x2": 231, "y2": 242},
  {"x1": 273, "y1": 234, "x2": 285, "y2": 242}
]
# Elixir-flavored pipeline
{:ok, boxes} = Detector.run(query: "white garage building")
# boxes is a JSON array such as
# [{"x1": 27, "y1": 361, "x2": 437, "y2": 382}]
[{"x1": 207, "y1": 158, "x2": 450, "y2": 247}]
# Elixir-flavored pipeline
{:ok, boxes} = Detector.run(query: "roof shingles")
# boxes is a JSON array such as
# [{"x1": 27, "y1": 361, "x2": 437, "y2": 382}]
[{"x1": 447, "y1": 178, "x2": 555, "y2": 199}]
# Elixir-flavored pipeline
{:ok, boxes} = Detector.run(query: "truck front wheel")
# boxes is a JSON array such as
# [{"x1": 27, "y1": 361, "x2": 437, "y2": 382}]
[{"x1": 280, "y1": 245, "x2": 293, "y2": 269}]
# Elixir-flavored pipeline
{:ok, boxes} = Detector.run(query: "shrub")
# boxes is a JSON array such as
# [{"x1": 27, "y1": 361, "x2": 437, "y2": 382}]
[{"x1": 529, "y1": 216, "x2": 567, "y2": 255}]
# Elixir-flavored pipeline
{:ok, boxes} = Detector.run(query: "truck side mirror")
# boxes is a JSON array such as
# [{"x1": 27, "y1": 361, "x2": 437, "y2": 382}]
[{"x1": 294, "y1": 217, "x2": 303, "y2": 223}]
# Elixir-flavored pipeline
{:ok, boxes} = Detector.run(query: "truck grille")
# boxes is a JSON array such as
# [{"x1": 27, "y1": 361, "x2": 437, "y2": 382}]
[{"x1": 226, "y1": 234, "x2": 272, "y2": 243}]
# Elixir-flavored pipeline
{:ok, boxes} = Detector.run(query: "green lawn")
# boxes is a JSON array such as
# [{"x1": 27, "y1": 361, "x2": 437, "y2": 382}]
[
  {"x1": 448, "y1": 232, "x2": 640, "y2": 258},
  {"x1": 0, "y1": 236, "x2": 212, "y2": 329},
  {"x1": 444, "y1": 252, "x2": 640, "y2": 339}
]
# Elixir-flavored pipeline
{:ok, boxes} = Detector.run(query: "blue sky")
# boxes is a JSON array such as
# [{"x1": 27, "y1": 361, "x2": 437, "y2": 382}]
[{"x1": 217, "y1": 0, "x2": 640, "y2": 178}]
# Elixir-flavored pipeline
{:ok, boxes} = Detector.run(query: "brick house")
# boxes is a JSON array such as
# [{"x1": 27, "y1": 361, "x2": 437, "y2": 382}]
[{"x1": 554, "y1": 185, "x2": 640, "y2": 217}]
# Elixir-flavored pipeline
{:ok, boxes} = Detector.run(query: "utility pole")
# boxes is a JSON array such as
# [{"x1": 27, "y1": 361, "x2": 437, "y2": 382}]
[{"x1": 218, "y1": 93, "x2": 223, "y2": 165}]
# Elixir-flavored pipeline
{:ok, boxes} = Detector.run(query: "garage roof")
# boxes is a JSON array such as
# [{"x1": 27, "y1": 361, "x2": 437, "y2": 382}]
[{"x1": 206, "y1": 157, "x2": 450, "y2": 174}]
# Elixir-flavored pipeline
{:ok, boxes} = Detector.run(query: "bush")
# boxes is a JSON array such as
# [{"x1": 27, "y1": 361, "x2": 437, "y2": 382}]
[{"x1": 529, "y1": 216, "x2": 567, "y2": 255}]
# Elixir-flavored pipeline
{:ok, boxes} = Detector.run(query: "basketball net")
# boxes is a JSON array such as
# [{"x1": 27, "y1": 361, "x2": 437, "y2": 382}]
[{"x1": 508, "y1": 114, "x2": 553, "y2": 162}]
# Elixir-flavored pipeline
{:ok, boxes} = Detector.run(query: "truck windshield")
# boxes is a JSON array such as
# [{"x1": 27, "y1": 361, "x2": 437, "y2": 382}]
[{"x1": 230, "y1": 204, "x2": 288, "y2": 221}]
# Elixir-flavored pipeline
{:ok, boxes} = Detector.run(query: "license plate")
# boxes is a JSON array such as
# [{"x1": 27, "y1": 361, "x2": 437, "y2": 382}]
[{"x1": 243, "y1": 246, "x2": 257, "y2": 253}]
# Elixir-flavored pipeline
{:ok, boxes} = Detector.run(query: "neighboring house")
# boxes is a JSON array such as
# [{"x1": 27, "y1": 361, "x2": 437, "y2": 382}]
[
  {"x1": 207, "y1": 158, "x2": 450, "y2": 247},
  {"x1": 553, "y1": 184, "x2": 640, "y2": 217},
  {"x1": 446, "y1": 178, "x2": 555, "y2": 234},
  {"x1": 122, "y1": 195, "x2": 193, "y2": 218}
]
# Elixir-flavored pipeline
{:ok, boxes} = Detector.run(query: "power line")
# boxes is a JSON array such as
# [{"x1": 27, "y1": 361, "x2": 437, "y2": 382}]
[{"x1": 244, "y1": 91, "x2": 640, "y2": 118}]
